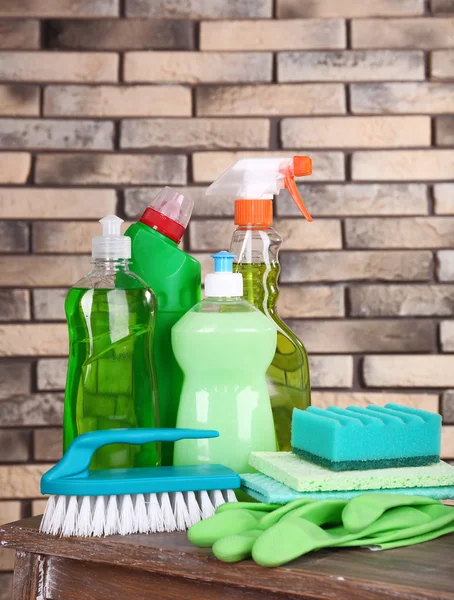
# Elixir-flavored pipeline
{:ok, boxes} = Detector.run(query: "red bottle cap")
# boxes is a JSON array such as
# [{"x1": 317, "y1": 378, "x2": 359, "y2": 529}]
[{"x1": 139, "y1": 187, "x2": 193, "y2": 243}]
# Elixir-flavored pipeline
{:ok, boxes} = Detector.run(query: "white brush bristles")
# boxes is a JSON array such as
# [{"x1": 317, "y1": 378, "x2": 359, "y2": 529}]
[
  {"x1": 40, "y1": 489, "x2": 237, "y2": 537},
  {"x1": 198, "y1": 490, "x2": 216, "y2": 519},
  {"x1": 147, "y1": 493, "x2": 164, "y2": 533},
  {"x1": 159, "y1": 492, "x2": 177, "y2": 532},
  {"x1": 91, "y1": 496, "x2": 106, "y2": 537},
  {"x1": 105, "y1": 495, "x2": 120, "y2": 536}
]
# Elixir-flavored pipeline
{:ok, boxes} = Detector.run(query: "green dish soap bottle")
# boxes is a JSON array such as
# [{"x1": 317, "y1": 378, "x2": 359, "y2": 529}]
[
  {"x1": 206, "y1": 157, "x2": 313, "y2": 451},
  {"x1": 125, "y1": 188, "x2": 201, "y2": 466},
  {"x1": 172, "y1": 252, "x2": 277, "y2": 473},
  {"x1": 63, "y1": 215, "x2": 160, "y2": 469}
]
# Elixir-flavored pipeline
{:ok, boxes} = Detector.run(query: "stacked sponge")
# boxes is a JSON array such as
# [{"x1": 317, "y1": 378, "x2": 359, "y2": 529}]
[
  {"x1": 242, "y1": 403, "x2": 454, "y2": 504},
  {"x1": 292, "y1": 403, "x2": 441, "y2": 470}
]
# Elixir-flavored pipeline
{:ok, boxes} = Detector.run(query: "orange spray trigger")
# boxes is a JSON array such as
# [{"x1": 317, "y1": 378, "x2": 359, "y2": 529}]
[
  {"x1": 281, "y1": 155, "x2": 313, "y2": 222},
  {"x1": 285, "y1": 176, "x2": 313, "y2": 222}
]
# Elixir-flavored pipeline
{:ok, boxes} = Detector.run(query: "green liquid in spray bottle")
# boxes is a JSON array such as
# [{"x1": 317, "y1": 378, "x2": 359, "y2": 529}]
[{"x1": 235, "y1": 260, "x2": 310, "y2": 450}]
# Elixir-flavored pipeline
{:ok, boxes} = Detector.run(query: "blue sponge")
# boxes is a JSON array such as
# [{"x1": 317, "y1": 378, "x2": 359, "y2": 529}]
[
  {"x1": 241, "y1": 473, "x2": 454, "y2": 504},
  {"x1": 291, "y1": 403, "x2": 441, "y2": 471}
]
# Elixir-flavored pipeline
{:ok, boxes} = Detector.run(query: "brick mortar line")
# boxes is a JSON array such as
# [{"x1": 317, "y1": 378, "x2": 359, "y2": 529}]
[
  {"x1": 0, "y1": 48, "x2": 445, "y2": 54},
  {"x1": 1, "y1": 113, "x2": 453, "y2": 118}
]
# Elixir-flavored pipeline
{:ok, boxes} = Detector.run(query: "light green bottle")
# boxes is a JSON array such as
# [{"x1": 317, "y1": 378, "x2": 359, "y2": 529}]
[{"x1": 172, "y1": 252, "x2": 277, "y2": 474}]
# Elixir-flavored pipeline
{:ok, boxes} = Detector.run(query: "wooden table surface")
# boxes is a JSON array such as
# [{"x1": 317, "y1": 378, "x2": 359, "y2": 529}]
[{"x1": 1, "y1": 516, "x2": 454, "y2": 600}]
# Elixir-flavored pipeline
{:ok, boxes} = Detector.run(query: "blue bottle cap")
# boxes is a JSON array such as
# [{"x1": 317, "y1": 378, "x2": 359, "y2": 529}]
[{"x1": 212, "y1": 251, "x2": 236, "y2": 273}]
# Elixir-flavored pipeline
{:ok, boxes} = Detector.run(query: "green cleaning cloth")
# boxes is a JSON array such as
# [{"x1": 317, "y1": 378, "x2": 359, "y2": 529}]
[{"x1": 188, "y1": 493, "x2": 454, "y2": 567}]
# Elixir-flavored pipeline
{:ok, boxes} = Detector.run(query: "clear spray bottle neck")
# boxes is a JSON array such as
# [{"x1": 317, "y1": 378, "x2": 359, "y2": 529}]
[{"x1": 231, "y1": 226, "x2": 281, "y2": 265}]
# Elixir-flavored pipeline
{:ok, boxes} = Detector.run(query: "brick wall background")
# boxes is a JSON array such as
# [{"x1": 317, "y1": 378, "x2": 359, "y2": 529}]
[{"x1": 0, "y1": 0, "x2": 453, "y2": 592}]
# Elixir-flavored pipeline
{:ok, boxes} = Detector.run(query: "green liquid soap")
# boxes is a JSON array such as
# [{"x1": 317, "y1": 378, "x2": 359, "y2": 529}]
[
  {"x1": 63, "y1": 285, "x2": 160, "y2": 470},
  {"x1": 172, "y1": 309, "x2": 277, "y2": 473},
  {"x1": 235, "y1": 261, "x2": 311, "y2": 451},
  {"x1": 63, "y1": 217, "x2": 160, "y2": 469},
  {"x1": 172, "y1": 252, "x2": 277, "y2": 474}
]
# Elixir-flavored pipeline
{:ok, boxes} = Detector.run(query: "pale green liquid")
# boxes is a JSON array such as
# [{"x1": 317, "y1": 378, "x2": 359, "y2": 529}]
[{"x1": 172, "y1": 310, "x2": 277, "y2": 473}]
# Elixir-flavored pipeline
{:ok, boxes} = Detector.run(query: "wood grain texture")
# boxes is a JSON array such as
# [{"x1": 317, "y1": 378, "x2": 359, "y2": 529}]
[
  {"x1": 43, "y1": 555, "x2": 294, "y2": 600},
  {"x1": 1, "y1": 517, "x2": 454, "y2": 600},
  {"x1": 11, "y1": 551, "x2": 39, "y2": 600}
]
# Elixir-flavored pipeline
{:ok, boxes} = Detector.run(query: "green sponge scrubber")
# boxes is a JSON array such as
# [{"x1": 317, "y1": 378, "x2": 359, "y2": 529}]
[
  {"x1": 291, "y1": 403, "x2": 441, "y2": 471},
  {"x1": 248, "y1": 452, "x2": 454, "y2": 493}
]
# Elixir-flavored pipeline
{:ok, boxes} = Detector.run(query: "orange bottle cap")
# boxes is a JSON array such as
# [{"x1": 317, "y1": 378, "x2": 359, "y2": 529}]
[{"x1": 234, "y1": 199, "x2": 273, "y2": 227}]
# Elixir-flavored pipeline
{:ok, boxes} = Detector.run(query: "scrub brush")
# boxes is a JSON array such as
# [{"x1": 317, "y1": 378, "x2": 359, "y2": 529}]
[{"x1": 40, "y1": 428, "x2": 240, "y2": 537}]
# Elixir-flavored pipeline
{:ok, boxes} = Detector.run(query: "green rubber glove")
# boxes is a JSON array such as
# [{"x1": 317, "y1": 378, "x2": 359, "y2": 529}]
[
  {"x1": 252, "y1": 497, "x2": 454, "y2": 567},
  {"x1": 188, "y1": 499, "x2": 315, "y2": 556},
  {"x1": 342, "y1": 493, "x2": 439, "y2": 532},
  {"x1": 188, "y1": 494, "x2": 454, "y2": 568}
]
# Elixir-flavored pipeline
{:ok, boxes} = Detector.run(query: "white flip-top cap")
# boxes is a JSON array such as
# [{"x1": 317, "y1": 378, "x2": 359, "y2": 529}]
[
  {"x1": 92, "y1": 215, "x2": 131, "y2": 259},
  {"x1": 205, "y1": 251, "x2": 243, "y2": 298}
]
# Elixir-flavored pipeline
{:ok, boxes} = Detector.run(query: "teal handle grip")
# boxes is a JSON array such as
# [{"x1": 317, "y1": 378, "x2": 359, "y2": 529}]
[{"x1": 45, "y1": 428, "x2": 218, "y2": 482}]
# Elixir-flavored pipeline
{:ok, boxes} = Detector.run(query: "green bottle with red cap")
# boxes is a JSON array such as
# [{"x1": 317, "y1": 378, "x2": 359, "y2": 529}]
[{"x1": 125, "y1": 188, "x2": 201, "y2": 465}]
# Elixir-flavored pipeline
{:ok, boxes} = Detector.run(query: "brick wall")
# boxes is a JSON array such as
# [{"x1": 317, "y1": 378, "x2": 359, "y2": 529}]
[{"x1": 0, "y1": 0, "x2": 454, "y2": 592}]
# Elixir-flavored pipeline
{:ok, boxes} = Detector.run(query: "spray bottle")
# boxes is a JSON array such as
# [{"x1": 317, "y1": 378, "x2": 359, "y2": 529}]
[
  {"x1": 206, "y1": 157, "x2": 313, "y2": 451},
  {"x1": 125, "y1": 188, "x2": 202, "y2": 465},
  {"x1": 63, "y1": 216, "x2": 160, "y2": 470}
]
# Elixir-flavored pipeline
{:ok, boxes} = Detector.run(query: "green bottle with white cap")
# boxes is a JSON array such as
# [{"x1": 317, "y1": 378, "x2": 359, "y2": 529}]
[{"x1": 63, "y1": 215, "x2": 160, "y2": 470}]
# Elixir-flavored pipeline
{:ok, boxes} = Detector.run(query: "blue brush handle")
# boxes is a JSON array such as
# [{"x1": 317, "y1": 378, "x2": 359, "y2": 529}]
[{"x1": 45, "y1": 429, "x2": 218, "y2": 483}]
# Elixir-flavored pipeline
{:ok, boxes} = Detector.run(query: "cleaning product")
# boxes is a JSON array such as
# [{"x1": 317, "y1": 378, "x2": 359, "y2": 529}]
[
  {"x1": 292, "y1": 404, "x2": 442, "y2": 470},
  {"x1": 241, "y1": 472, "x2": 454, "y2": 503},
  {"x1": 125, "y1": 188, "x2": 202, "y2": 465},
  {"x1": 248, "y1": 452, "x2": 454, "y2": 492},
  {"x1": 206, "y1": 156, "x2": 313, "y2": 451},
  {"x1": 188, "y1": 494, "x2": 454, "y2": 567},
  {"x1": 172, "y1": 251, "x2": 278, "y2": 474},
  {"x1": 40, "y1": 428, "x2": 240, "y2": 537},
  {"x1": 63, "y1": 216, "x2": 159, "y2": 470}
]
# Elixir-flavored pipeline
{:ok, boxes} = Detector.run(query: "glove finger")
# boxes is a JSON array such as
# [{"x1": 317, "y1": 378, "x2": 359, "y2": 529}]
[
  {"x1": 340, "y1": 505, "x2": 454, "y2": 546},
  {"x1": 188, "y1": 509, "x2": 263, "y2": 547},
  {"x1": 281, "y1": 499, "x2": 347, "y2": 527},
  {"x1": 363, "y1": 523, "x2": 454, "y2": 551},
  {"x1": 260, "y1": 498, "x2": 316, "y2": 528},
  {"x1": 216, "y1": 502, "x2": 279, "y2": 514},
  {"x1": 342, "y1": 493, "x2": 439, "y2": 533},
  {"x1": 213, "y1": 529, "x2": 262, "y2": 563}
]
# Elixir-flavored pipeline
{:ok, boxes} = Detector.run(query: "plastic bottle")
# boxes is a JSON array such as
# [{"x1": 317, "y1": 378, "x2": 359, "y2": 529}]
[
  {"x1": 125, "y1": 188, "x2": 201, "y2": 466},
  {"x1": 63, "y1": 215, "x2": 160, "y2": 470},
  {"x1": 172, "y1": 251, "x2": 277, "y2": 474},
  {"x1": 206, "y1": 157, "x2": 313, "y2": 451}
]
